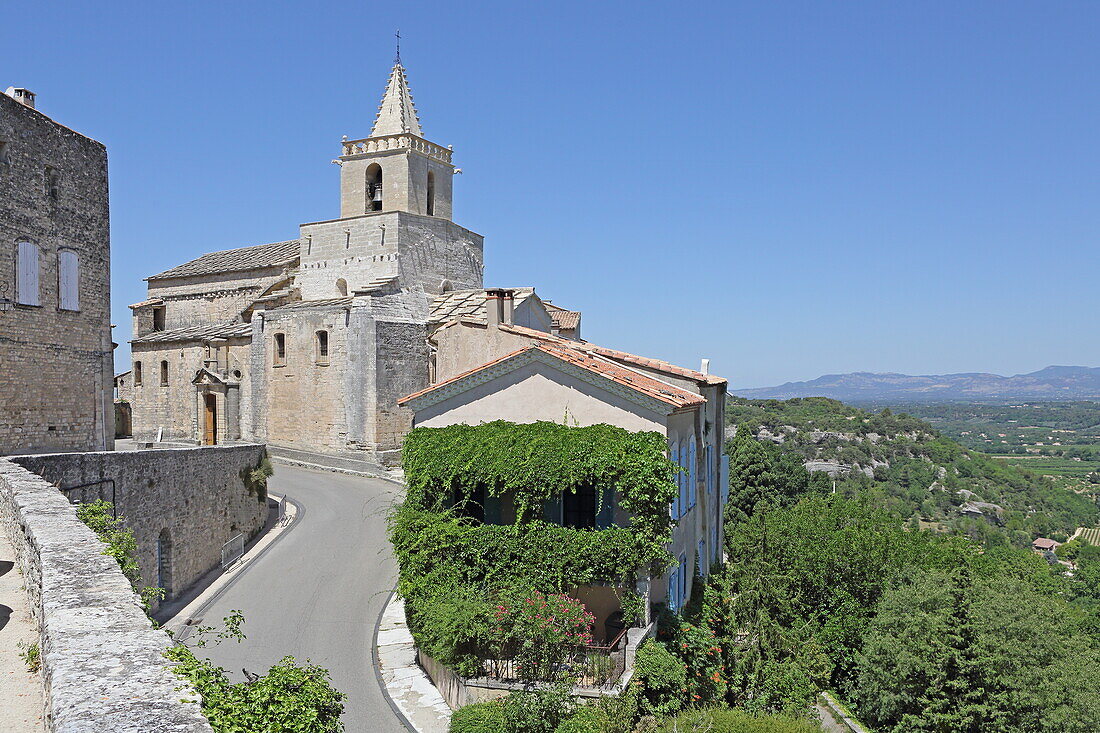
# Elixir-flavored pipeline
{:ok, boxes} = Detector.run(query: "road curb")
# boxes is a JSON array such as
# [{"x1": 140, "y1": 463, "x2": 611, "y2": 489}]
[{"x1": 374, "y1": 591, "x2": 452, "y2": 733}]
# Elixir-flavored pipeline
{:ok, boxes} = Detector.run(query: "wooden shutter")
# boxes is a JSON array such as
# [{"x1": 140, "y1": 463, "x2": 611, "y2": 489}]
[
  {"x1": 16, "y1": 242, "x2": 39, "y2": 306},
  {"x1": 688, "y1": 437, "x2": 697, "y2": 508},
  {"x1": 58, "y1": 250, "x2": 79, "y2": 310}
]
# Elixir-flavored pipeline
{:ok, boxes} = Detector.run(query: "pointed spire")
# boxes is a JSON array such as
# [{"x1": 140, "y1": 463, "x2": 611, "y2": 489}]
[{"x1": 370, "y1": 62, "x2": 423, "y2": 138}]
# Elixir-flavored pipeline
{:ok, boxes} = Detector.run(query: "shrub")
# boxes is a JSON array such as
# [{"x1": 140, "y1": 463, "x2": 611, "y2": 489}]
[
  {"x1": 554, "y1": 705, "x2": 609, "y2": 733},
  {"x1": 500, "y1": 683, "x2": 576, "y2": 733},
  {"x1": 633, "y1": 640, "x2": 686, "y2": 717},
  {"x1": 655, "y1": 706, "x2": 820, "y2": 732},
  {"x1": 493, "y1": 589, "x2": 594, "y2": 681},
  {"x1": 449, "y1": 700, "x2": 506, "y2": 733}
]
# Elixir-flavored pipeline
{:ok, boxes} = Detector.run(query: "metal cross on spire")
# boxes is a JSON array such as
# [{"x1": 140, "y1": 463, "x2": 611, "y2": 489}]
[{"x1": 395, "y1": 28, "x2": 401, "y2": 65}]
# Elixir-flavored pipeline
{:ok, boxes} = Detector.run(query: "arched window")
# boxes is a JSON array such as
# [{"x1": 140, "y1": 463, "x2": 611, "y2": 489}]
[
  {"x1": 426, "y1": 170, "x2": 435, "y2": 216},
  {"x1": 156, "y1": 529, "x2": 172, "y2": 596},
  {"x1": 315, "y1": 330, "x2": 329, "y2": 364},
  {"x1": 134, "y1": 361, "x2": 143, "y2": 386},
  {"x1": 160, "y1": 360, "x2": 169, "y2": 386},
  {"x1": 273, "y1": 333, "x2": 286, "y2": 366},
  {"x1": 58, "y1": 249, "x2": 79, "y2": 310},
  {"x1": 335, "y1": 278, "x2": 348, "y2": 296},
  {"x1": 15, "y1": 241, "x2": 39, "y2": 306},
  {"x1": 366, "y1": 163, "x2": 383, "y2": 212}
]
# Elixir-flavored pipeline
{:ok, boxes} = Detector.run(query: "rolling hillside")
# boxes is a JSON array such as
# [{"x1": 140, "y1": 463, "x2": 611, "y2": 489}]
[{"x1": 726, "y1": 396, "x2": 1100, "y2": 543}]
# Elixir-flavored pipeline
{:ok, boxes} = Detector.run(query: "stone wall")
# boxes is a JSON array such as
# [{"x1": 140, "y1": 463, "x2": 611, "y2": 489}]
[
  {"x1": 0, "y1": 458, "x2": 212, "y2": 732},
  {"x1": 140, "y1": 267, "x2": 289, "y2": 332},
  {"x1": 0, "y1": 91, "x2": 113, "y2": 455},
  {"x1": 11, "y1": 444, "x2": 269, "y2": 606}
]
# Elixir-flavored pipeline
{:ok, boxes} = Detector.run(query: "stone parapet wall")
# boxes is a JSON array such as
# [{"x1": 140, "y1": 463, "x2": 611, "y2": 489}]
[
  {"x1": 12, "y1": 445, "x2": 269, "y2": 607},
  {"x1": 0, "y1": 459, "x2": 212, "y2": 732}
]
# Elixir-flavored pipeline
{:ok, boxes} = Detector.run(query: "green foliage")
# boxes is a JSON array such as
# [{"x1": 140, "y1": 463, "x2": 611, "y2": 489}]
[
  {"x1": 166, "y1": 612, "x2": 345, "y2": 733},
  {"x1": 633, "y1": 640, "x2": 686, "y2": 717},
  {"x1": 241, "y1": 455, "x2": 274, "y2": 503},
  {"x1": 76, "y1": 500, "x2": 164, "y2": 609},
  {"x1": 500, "y1": 683, "x2": 577, "y2": 733},
  {"x1": 448, "y1": 700, "x2": 506, "y2": 733},
  {"x1": 652, "y1": 706, "x2": 821, "y2": 733},
  {"x1": 855, "y1": 567, "x2": 1100, "y2": 732},
  {"x1": 17, "y1": 640, "x2": 40, "y2": 673},
  {"x1": 402, "y1": 421, "x2": 677, "y2": 541}
]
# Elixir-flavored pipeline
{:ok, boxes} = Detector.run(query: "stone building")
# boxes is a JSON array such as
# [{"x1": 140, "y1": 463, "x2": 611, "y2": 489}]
[
  {"x1": 0, "y1": 86, "x2": 114, "y2": 454},
  {"x1": 401, "y1": 289, "x2": 728, "y2": 612},
  {"x1": 128, "y1": 61, "x2": 483, "y2": 463}
]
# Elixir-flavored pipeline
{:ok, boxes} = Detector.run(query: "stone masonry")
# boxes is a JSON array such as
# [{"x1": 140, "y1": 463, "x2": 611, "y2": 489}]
[
  {"x1": 0, "y1": 88, "x2": 114, "y2": 455},
  {"x1": 12, "y1": 444, "x2": 269, "y2": 609},
  {"x1": 0, "y1": 458, "x2": 212, "y2": 732}
]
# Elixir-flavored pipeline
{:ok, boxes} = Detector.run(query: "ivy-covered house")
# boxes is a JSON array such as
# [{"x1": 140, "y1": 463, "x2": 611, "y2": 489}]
[{"x1": 398, "y1": 288, "x2": 729, "y2": 619}]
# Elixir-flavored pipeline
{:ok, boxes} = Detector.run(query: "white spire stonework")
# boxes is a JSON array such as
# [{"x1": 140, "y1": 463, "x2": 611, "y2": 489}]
[{"x1": 370, "y1": 63, "x2": 422, "y2": 138}]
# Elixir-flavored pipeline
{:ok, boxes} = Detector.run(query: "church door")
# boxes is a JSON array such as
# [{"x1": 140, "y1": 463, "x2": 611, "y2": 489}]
[{"x1": 203, "y1": 393, "x2": 218, "y2": 445}]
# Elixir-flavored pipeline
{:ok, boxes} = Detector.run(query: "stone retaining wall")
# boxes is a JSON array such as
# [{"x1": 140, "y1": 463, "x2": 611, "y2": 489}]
[
  {"x1": 0, "y1": 458, "x2": 212, "y2": 731},
  {"x1": 11, "y1": 444, "x2": 269, "y2": 608}
]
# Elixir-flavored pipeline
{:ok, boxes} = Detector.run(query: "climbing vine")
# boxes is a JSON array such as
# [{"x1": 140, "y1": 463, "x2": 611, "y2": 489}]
[{"x1": 391, "y1": 421, "x2": 679, "y2": 678}]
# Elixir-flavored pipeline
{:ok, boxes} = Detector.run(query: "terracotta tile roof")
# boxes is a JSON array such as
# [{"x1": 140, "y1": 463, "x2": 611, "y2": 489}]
[
  {"x1": 549, "y1": 309, "x2": 581, "y2": 331},
  {"x1": 147, "y1": 240, "x2": 300, "y2": 280},
  {"x1": 399, "y1": 342, "x2": 705, "y2": 410},
  {"x1": 132, "y1": 322, "x2": 253, "y2": 344},
  {"x1": 498, "y1": 324, "x2": 727, "y2": 386}
]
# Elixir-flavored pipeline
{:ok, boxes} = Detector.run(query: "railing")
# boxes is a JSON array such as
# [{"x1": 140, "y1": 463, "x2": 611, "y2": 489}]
[
  {"x1": 340, "y1": 133, "x2": 453, "y2": 163},
  {"x1": 478, "y1": 626, "x2": 630, "y2": 689},
  {"x1": 220, "y1": 533, "x2": 245, "y2": 569},
  {"x1": 58, "y1": 479, "x2": 117, "y2": 517}
]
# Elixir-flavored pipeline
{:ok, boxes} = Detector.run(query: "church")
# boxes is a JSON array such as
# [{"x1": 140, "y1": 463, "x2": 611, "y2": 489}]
[{"x1": 128, "y1": 60, "x2": 489, "y2": 464}]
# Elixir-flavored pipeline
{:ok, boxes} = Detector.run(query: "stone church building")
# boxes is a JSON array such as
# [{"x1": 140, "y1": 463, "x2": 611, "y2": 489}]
[{"x1": 128, "y1": 62, "x2": 483, "y2": 463}]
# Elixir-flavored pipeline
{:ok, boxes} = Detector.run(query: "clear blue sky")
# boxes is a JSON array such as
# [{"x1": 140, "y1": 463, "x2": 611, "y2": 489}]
[{"x1": 7, "y1": 1, "x2": 1099, "y2": 388}]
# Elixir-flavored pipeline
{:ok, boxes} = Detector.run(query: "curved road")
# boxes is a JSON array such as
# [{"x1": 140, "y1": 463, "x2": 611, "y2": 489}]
[{"x1": 193, "y1": 464, "x2": 408, "y2": 731}]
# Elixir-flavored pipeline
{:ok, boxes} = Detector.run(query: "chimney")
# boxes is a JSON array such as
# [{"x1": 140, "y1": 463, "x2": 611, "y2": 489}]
[
  {"x1": 501, "y1": 289, "x2": 515, "y2": 326},
  {"x1": 5, "y1": 87, "x2": 36, "y2": 109},
  {"x1": 700, "y1": 358, "x2": 710, "y2": 375},
  {"x1": 485, "y1": 289, "x2": 504, "y2": 327}
]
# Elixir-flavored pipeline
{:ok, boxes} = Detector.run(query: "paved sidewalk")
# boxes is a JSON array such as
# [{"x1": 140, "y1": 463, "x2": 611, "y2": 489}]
[
  {"x1": 377, "y1": 595, "x2": 451, "y2": 733},
  {"x1": 0, "y1": 533, "x2": 45, "y2": 732}
]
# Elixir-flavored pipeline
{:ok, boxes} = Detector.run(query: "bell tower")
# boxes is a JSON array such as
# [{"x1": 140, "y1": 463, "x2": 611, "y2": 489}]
[{"x1": 338, "y1": 62, "x2": 455, "y2": 220}]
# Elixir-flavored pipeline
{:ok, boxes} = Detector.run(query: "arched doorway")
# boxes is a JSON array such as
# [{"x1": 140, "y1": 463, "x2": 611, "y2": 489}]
[{"x1": 203, "y1": 393, "x2": 218, "y2": 445}]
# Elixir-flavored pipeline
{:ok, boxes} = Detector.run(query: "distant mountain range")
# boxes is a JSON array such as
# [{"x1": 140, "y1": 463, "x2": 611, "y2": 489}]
[{"x1": 736, "y1": 366, "x2": 1100, "y2": 403}]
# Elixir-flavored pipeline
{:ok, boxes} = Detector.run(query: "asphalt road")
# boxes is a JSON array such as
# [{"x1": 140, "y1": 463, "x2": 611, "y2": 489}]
[{"x1": 193, "y1": 464, "x2": 408, "y2": 732}]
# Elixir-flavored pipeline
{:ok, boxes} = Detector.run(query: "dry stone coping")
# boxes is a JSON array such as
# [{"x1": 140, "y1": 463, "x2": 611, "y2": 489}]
[{"x1": 0, "y1": 458, "x2": 212, "y2": 732}]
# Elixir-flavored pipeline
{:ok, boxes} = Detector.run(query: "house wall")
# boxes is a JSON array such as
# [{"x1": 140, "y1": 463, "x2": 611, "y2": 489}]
[
  {"x1": 0, "y1": 92, "x2": 113, "y2": 455},
  {"x1": 413, "y1": 361, "x2": 669, "y2": 433},
  {"x1": 433, "y1": 321, "x2": 535, "y2": 381},
  {"x1": 11, "y1": 444, "x2": 268, "y2": 607}
]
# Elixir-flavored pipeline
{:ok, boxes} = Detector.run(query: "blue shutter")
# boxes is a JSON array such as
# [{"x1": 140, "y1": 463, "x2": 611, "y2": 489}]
[
  {"x1": 596, "y1": 486, "x2": 615, "y2": 529},
  {"x1": 706, "y1": 445, "x2": 714, "y2": 494},
  {"x1": 688, "y1": 437, "x2": 697, "y2": 509},
  {"x1": 667, "y1": 572, "x2": 677, "y2": 612},
  {"x1": 677, "y1": 442, "x2": 687, "y2": 518},
  {"x1": 720, "y1": 453, "x2": 730, "y2": 504}
]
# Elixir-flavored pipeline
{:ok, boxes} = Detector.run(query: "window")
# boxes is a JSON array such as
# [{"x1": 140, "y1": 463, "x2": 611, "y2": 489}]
[
  {"x1": 273, "y1": 333, "x2": 286, "y2": 366},
  {"x1": 134, "y1": 361, "x2": 143, "y2": 386},
  {"x1": 667, "y1": 572, "x2": 678, "y2": 613},
  {"x1": 366, "y1": 163, "x2": 383, "y2": 212},
  {"x1": 669, "y1": 440, "x2": 681, "y2": 519},
  {"x1": 563, "y1": 485, "x2": 597, "y2": 529},
  {"x1": 44, "y1": 166, "x2": 59, "y2": 200},
  {"x1": 58, "y1": 249, "x2": 79, "y2": 310},
  {"x1": 678, "y1": 442, "x2": 688, "y2": 516},
  {"x1": 335, "y1": 278, "x2": 348, "y2": 297},
  {"x1": 15, "y1": 241, "x2": 39, "y2": 305},
  {"x1": 160, "y1": 360, "x2": 169, "y2": 386},
  {"x1": 152, "y1": 305, "x2": 166, "y2": 331},
  {"x1": 426, "y1": 171, "x2": 435, "y2": 216},
  {"x1": 315, "y1": 330, "x2": 329, "y2": 364}
]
